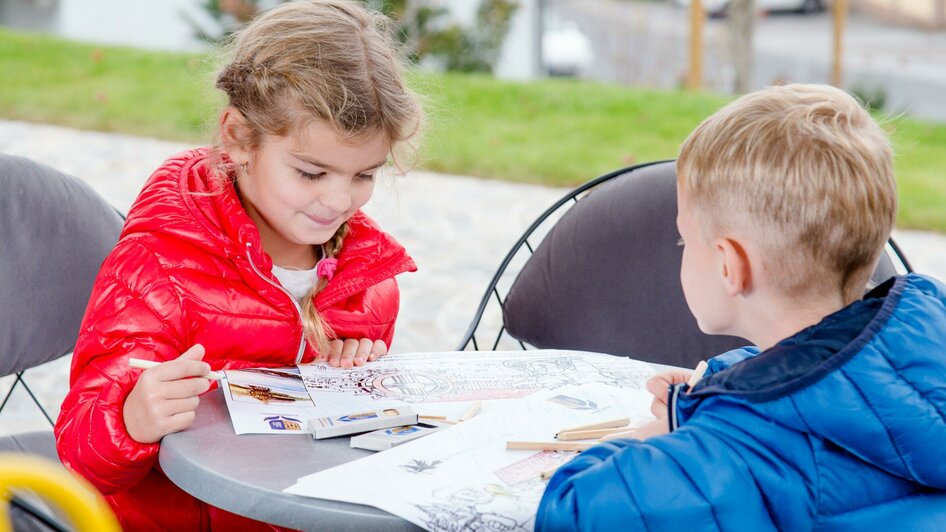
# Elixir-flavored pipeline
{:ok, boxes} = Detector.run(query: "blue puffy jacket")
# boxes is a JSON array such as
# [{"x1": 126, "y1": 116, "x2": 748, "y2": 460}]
[{"x1": 537, "y1": 274, "x2": 946, "y2": 531}]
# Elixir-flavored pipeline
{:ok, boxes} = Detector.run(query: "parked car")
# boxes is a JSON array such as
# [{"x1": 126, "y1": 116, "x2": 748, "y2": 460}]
[{"x1": 542, "y1": 16, "x2": 594, "y2": 78}]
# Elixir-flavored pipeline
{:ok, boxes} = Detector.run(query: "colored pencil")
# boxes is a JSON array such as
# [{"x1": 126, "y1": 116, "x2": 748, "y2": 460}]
[
  {"x1": 459, "y1": 401, "x2": 482, "y2": 422},
  {"x1": 506, "y1": 441, "x2": 596, "y2": 452},
  {"x1": 556, "y1": 426, "x2": 636, "y2": 441},
  {"x1": 554, "y1": 417, "x2": 628, "y2": 438},
  {"x1": 128, "y1": 358, "x2": 223, "y2": 380}
]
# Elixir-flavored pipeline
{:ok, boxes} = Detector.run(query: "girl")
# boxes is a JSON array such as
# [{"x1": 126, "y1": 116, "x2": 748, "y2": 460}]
[{"x1": 54, "y1": 1, "x2": 423, "y2": 529}]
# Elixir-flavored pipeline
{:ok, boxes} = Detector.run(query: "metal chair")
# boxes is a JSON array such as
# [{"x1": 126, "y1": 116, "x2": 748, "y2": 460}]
[
  {"x1": 0, "y1": 153, "x2": 124, "y2": 530},
  {"x1": 457, "y1": 160, "x2": 912, "y2": 369}
]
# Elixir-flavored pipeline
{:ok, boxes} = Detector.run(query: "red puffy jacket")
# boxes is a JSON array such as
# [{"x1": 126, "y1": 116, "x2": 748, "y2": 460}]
[{"x1": 54, "y1": 148, "x2": 416, "y2": 530}]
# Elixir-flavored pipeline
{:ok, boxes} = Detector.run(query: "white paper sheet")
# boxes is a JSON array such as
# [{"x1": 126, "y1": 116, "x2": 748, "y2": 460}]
[{"x1": 284, "y1": 382, "x2": 655, "y2": 531}]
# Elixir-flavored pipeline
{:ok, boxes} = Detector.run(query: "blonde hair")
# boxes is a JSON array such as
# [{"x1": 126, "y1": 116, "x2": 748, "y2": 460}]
[
  {"x1": 214, "y1": 0, "x2": 423, "y2": 355},
  {"x1": 677, "y1": 83, "x2": 896, "y2": 303}
]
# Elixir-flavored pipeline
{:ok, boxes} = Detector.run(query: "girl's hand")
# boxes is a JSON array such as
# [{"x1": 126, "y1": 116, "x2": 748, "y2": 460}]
[
  {"x1": 324, "y1": 338, "x2": 387, "y2": 368},
  {"x1": 123, "y1": 345, "x2": 213, "y2": 444},
  {"x1": 645, "y1": 369, "x2": 693, "y2": 418}
]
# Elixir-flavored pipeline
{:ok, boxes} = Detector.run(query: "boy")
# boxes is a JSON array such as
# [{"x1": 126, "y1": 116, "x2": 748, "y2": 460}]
[{"x1": 536, "y1": 84, "x2": 946, "y2": 530}]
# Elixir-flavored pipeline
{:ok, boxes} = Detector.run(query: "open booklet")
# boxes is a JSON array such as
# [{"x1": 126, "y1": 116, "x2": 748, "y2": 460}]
[{"x1": 220, "y1": 349, "x2": 656, "y2": 436}]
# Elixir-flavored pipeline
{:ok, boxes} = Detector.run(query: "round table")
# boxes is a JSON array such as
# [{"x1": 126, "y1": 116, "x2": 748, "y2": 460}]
[{"x1": 159, "y1": 388, "x2": 421, "y2": 531}]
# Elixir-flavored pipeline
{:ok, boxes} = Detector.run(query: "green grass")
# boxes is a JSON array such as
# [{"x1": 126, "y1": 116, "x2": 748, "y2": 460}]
[
  {"x1": 2, "y1": 28, "x2": 945, "y2": 231},
  {"x1": 0, "y1": 29, "x2": 220, "y2": 141},
  {"x1": 418, "y1": 74, "x2": 724, "y2": 185}
]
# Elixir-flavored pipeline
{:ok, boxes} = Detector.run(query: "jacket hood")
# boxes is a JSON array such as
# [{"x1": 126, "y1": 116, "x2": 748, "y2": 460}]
[
  {"x1": 121, "y1": 148, "x2": 416, "y2": 307},
  {"x1": 687, "y1": 274, "x2": 946, "y2": 490},
  {"x1": 123, "y1": 149, "x2": 243, "y2": 259}
]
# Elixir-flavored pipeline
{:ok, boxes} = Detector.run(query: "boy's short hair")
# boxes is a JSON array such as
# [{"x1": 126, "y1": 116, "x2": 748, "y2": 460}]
[{"x1": 677, "y1": 83, "x2": 897, "y2": 302}]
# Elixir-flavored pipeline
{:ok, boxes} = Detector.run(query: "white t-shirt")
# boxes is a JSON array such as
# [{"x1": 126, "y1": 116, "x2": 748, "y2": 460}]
[{"x1": 272, "y1": 264, "x2": 319, "y2": 303}]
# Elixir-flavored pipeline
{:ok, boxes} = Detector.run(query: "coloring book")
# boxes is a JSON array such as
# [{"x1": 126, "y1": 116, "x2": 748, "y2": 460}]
[{"x1": 221, "y1": 350, "x2": 654, "y2": 435}]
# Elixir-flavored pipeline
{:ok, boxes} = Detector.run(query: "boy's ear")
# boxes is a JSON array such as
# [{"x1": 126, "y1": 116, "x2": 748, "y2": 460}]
[
  {"x1": 219, "y1": 107, "x2": 252, "y2": 166},
  {"x1": 716, "y1": 237, "x2": 752, "y2": 296}
]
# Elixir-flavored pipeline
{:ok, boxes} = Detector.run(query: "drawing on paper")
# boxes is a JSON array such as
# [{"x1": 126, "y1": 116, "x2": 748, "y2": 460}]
[
  {"x1": 494, "y1": 451, "x2": 568, "y2": 486},
  {"x1": 415, "y1": 486, "x2": 529, "y2": 532},
  {"x1": 401, "y1": 459, "x2": 442, "y2": 474},
  {"x1": 300, "y1": 351, "x2": 654, "y2": 405},
  {"x1": 226, "y1": 367, "x2": 312, "y2": 406},
  {"x1": 547, "y1": 395, "x2": 598, "y2": 410},
  {"x1": 262, "y1": 415, "x2": 303, "y2": 431}
]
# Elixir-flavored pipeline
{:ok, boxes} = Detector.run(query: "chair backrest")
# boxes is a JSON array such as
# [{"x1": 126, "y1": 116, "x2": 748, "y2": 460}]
[
  {"x1": 0, "y1": 452, "x2": 120, "y2": 531},
  {"x1": 0, "y1": 154, "x2": 123, "y2": 422},
  {"x1": 459, "y1": 161, "x2": 911, "y2": 369}
]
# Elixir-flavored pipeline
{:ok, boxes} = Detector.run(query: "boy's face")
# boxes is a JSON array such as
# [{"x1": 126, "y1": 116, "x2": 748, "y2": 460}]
[{"x1": 676, "y1": 186, "x2": 735, "y2": 335}]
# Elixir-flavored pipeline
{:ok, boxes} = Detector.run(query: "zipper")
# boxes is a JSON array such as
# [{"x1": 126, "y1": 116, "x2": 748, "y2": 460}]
[
  {"x1": 245, "y1": 241, "x2": 307, "y2": 364},
  {"x1": 667, "y1": 382, "x2": 686, "y2": 433}
]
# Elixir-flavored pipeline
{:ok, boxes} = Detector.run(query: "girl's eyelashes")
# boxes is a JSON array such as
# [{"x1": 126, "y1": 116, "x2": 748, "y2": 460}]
[
  {"x1": 297, "y1": 169, "x2": 326, "y2": 181},
  {"x1": 296, "y1": 169, "x2": 376, "y2": 182}
]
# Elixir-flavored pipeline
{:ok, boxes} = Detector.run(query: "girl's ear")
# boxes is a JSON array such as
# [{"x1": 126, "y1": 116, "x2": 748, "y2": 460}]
[
  {"x1": 715, "y1": 237, "x2": 752, "y2": 297},
  {"x1": 219, "y1": 107, "x2": 252, "y2": 166}
]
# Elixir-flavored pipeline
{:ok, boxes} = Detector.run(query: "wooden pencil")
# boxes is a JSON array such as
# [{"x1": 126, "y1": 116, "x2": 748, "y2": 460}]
[
  {"x1": 540, "y1": 465, "x2": 560, "y2": 481},
  {"x1": 128, "y1": 358, "x2": 223, "y2": 380},
  {"x1": 540, "y1": 454, "x2": 580, "y2": 481},
  {"x1": 598, "y1": 429, "x2": 639, "y2": 442},
  {"x1": 554, "y1": 417, "x2": 629, "y2": 438},
  {"x1": 506, "y1": 441, "x2": 596, "y2": 452},
  {"x1": 458, "y1": 401, "x2": 482, "y2": 422},
  {"x1": 556, "y1": 426, "x2": 636, "y2": 441},
  {"x1": 687, "y1": 360, "x2": 709, "y2": 389}
]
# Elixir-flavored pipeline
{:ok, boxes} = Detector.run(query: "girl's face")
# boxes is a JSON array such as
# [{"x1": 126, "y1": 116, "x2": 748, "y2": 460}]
[{"x1": 236, "y1": 121, "x2": 390, "y2": 268}]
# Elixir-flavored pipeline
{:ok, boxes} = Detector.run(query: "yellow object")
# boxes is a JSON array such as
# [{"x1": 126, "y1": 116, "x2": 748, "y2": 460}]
[
  {"x1": 832, "y1": 0, "x2": 848, "y2": 87},
  {"x1": 688, "y1": 0, "x2": 705, "y2": 90},
  {"x1": 0, "y1": 453, "x2": 120, "y2": 532}
]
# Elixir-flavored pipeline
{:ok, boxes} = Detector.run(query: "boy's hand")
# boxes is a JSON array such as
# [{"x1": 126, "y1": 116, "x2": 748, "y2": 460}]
[
  {"x1": 646, "y1": 369, "x2": 693, "y2": 417},
  {"x1": 123, "y1": 345, "x2": 212, "y2": 444},
  {"x1": 599, "y1": 418, "x2": 669, "y2": 441},
  {"x1": 323, "y1": 338, "x2": 387, "y2": 368}
]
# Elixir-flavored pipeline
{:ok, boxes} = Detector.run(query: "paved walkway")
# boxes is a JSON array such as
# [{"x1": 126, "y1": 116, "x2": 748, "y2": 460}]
[{"x1": 2, "y1": 119, "x2": 945, "y2": 435}]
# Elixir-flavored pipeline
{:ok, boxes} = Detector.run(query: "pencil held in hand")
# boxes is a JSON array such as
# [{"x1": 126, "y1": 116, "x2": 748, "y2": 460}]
[
  {"x1": 687, "y1": 360, "x2": 709, "y2": 390},
  {"x1": 128, "y1": 358, "x2": 223, "y2": 380}
]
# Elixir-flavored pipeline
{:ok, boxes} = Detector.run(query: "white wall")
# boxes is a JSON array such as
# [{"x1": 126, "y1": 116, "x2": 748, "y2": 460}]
[
  {"x1": 494, "y1": 0, "x2": 539, "y2": 80},
  {"x1": 435, "y1": 0, "x2": 540, "y2": 80},
  {"x1": 2, "y1": 0, "x2": 539, "y2": 78},
  {"x1": 54, "y1": 0, "x2": 210, "y2": 52},
  {"x1": 0, "y1": 0, "x2": 209, "y2": 51}
]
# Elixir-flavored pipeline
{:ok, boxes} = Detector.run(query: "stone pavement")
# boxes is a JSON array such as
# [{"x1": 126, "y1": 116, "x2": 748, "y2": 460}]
[{"x1": 2, "y1": 119, "x2": 944, "y2": 435}]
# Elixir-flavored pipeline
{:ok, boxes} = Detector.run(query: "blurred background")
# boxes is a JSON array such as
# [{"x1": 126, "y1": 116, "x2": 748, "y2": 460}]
[
  {"x1": 1, "y1": 0, "x2": 944, "y2": 434},
  {"x1": 2, "y1": 0, "x2": 945, "y2": 216}
]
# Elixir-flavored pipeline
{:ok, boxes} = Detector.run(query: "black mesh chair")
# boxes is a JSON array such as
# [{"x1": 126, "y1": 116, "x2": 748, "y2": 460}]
[
  {"x1": 457, "y1": 160, "x2": 912, "y2": 369},
  {"x1": 0, "y1": 153, "x2": 124, "y2": 530}
]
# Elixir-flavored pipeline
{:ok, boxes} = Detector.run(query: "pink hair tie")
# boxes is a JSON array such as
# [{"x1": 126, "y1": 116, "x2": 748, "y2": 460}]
[{"x1": 316, "y1": 257, "x2": 338, "y2": 281}]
